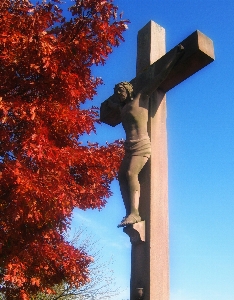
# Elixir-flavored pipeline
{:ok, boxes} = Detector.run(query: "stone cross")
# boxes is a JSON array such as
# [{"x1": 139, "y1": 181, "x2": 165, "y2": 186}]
[{"x1": 100, "y1": 21, "x2": 214, "y2": 300}]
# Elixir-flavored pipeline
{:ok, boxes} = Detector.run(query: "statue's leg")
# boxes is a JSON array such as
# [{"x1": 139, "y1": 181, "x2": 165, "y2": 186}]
[
  {"x1": 118, "y1": 155, "x2": 131, "y2": 216},
  {"x1": 127, "y1": 155, "x2": 148, "y2": 216},
  {"x1": 118, "y1": 155, "x2": 148, "y2": 227}
]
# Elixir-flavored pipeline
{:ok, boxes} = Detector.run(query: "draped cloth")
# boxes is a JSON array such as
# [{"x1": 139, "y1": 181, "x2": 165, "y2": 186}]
[{"x1": 124, "y1": 137, "x2": 151, "y2": 158}]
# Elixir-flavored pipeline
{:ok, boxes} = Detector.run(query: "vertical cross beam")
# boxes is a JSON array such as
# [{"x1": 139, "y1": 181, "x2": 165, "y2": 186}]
[{"x1": 129, "y1": 21, "x2": 169, "y2": 300}]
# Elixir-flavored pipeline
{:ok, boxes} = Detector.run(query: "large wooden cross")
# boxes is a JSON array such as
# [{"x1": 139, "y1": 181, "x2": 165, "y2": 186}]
[{"x1": 100, "y1": 21, "x2": 214, "y2": 300}]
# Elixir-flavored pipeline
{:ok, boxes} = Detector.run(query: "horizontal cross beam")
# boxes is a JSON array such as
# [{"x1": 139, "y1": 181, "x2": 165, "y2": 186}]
[
  {"x1": 143, "y1": 30, "x2": 215, "y2": 93},
  {"x1": 100, "y1": 30, "x2": 214, "y2": 127}
]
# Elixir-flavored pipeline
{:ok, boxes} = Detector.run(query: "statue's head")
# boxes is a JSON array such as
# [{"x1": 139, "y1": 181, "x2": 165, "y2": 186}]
[{"x1": 114, "y1": 81, "x2": 134, "y2": 102}]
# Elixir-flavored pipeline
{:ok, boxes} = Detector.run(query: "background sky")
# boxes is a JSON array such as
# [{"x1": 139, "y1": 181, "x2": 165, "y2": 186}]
[{"x1": 68, "y1": 1, "x2": 234, "y2": 299}]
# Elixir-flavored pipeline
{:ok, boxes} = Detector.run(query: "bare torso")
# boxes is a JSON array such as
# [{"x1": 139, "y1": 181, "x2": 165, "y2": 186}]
[{"x1": 120, "y1": 93, "x2": 150, "y2": 141}]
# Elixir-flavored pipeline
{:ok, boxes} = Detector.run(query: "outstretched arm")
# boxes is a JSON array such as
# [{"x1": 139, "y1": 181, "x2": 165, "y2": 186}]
[{"x1": 140, "y1": 44, "x2": 184, "y2": 97}]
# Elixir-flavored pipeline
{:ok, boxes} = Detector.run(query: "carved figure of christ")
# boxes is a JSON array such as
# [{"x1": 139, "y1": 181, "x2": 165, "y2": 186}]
[{"x1": 111, "y1": 45, "x2": 184, "y2": 228}]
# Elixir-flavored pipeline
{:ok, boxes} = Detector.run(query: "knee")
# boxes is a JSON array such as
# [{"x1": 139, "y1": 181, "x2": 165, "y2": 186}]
[
  {"x1": 126, "y1": 169, "x2": 135, "y2": 180},
  {"x1": 125, "y1": 170, "x2": 138, "y2": 183},
  {"x1": 118, "y1": 169, "x2": 135, "y2": 182}
]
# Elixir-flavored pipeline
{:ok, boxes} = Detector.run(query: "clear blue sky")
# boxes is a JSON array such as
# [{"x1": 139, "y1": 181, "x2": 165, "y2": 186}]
[{"x1": 69, "y1": 1, "x2": 234, "y2": 299}]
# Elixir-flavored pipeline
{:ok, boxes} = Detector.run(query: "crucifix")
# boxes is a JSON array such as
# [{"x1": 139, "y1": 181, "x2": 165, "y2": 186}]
[{"x1": 100, "y1": 21, "x2": 214, "y2": 300}]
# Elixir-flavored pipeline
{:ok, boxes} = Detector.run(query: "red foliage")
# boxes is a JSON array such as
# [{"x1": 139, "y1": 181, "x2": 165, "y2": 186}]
[{"x1": 0, "y1": 0, "x2": 126, "y2": 298}]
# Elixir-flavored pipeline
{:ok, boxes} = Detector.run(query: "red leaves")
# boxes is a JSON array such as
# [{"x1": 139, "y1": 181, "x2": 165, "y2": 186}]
[
  {"x1": 0, "y1": 0, "x2": 127, "y2": 299},
  {"x1": 2, "y1": 229, "x2": 93, "y2": 299}
]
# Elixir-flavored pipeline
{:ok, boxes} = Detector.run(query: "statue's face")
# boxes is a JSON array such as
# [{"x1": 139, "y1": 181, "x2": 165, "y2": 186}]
[{"x1": 115, "y1": 85, "x2": 128, "y2": 102}]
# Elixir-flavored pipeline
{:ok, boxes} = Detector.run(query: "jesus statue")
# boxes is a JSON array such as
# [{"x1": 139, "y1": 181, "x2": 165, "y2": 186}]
[{"x1": 108, "y1": 44, "x2": 184, "y2": 228}]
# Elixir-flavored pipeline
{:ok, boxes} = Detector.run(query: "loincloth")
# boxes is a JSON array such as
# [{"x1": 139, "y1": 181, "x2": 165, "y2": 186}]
[{"x1": 124, "y1": 138, "x2": 151, "y2": 158}]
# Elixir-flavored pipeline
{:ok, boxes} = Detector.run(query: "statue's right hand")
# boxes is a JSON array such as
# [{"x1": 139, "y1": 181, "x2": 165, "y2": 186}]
[
  {"x1": 177, "y1": 44, "x2": 184, "y2": 52},
  {"x1": 107, "y1": 99, "x2": 118, "y2": 108}
]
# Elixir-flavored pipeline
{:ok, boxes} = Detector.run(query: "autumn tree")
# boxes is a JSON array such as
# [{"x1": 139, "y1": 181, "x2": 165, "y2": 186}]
[{"x1": 0, "y1": 0, "x2": 127, "y2": 299}]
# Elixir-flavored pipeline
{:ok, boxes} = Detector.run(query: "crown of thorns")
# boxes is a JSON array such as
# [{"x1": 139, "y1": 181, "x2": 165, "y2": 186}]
[
  {"x1": 115, "y1": 82, "x2": 134, "y2": 95},
  {"x1": 114, "y1": 81, "x2": 134, "y2": 100}
]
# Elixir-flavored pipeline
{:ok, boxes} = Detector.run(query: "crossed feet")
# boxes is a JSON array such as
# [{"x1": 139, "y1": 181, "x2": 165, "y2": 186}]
[{"x1": 117, "y1": 214, "x2": 142, "y2": 228}]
